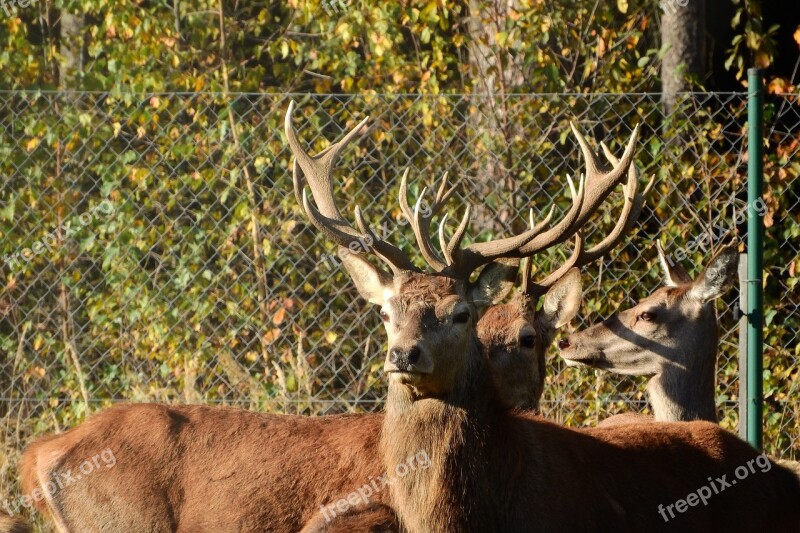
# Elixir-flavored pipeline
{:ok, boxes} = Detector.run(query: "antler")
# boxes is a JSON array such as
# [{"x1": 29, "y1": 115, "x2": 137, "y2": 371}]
[
  {"x1": 439, "y1": 124, "x2": 641, "y2": 278},
  {"x1": 517, "y1": 123, "x2": 640, "y2": 256},
  {"x1": 398, "y1": 169, "x2": 459, "y2": 272},
  {"x1": 285, "y1": 101, "x2": 418, "y2": 274},
  {"x1": 438, "y1": 175, "x2": 583, "y2": 279},
  {"x1": 522, "y1": 141, "x2": 654, "y2": 298}
]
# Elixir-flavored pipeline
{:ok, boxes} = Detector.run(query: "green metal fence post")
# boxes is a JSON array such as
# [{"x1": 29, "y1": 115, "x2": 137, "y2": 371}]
[{"x1": 746, "y1": 67, "x2": 764, "y2": 450}]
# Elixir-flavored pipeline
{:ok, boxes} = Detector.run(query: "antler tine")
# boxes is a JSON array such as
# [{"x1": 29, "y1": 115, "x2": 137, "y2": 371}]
[
  {"x1": 525, "y1": 140, "x2": 652, "y2": 298},
  {"x1": 286, "y1": 101, "x2": 418, "y2": 274},
  {"x1": 518, "y1": 123, "x2": 639, "y2": 256},
  {"x1": 585, "y1": 141, "x2": 655, "y2": 262},
  {"x1": 570, "y1": 122, "x2": 640, "y2": 228},
  {"x1": 285, "y1": 100, "x2": 369, "y2": 221},
  {"x1": 398, "y1": 169, "x2": 458, "y2": 272},
  {"x1": 446, "y1": 181, "x2": 581, "y2": 279},
  {"x1": 526, "y1": 233, "x2": 586, "y2": 298}
]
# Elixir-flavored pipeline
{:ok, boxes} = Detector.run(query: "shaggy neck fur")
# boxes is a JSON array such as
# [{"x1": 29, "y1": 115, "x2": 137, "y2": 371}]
[{"x1": 381, "y1": 335, "x2": 508, "y2": 533}]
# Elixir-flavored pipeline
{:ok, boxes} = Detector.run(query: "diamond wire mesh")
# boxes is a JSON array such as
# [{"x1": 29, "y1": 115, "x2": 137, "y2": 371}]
[{"x1": 0, "y1": 91, "x2": 798, "y2": 511}]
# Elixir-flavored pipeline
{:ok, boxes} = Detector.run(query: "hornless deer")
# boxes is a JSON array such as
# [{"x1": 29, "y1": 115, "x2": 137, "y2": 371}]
[
  {"x1": 16, "y1": 106, "x2": 634, "y2": 533},
  {"x1": 558, "y1": 241, "x2": 738, "y2": 423},
  {"x1": 329, "y1": 159, "x2": 800, "y2": 529}
]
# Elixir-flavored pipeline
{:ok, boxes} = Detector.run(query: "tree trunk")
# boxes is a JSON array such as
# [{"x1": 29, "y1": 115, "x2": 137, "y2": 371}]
[
  {"x1": 465, "y1": 0, "x2": 524, "y2": 234},
  {"x1": 59, "y1": 11, "x2": 84, "y2": 87},
  {"x1": 660, "y1": 0, "x2": 707, "y2": 113}
]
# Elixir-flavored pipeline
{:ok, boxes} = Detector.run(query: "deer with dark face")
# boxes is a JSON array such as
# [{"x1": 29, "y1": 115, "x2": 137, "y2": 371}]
[{"x1": 558, "y1": 241, "x2": 738, "y2": 423}]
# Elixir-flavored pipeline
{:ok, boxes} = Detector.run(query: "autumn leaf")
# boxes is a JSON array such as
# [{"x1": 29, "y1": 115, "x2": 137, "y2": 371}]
[{"x1": 263, "y1": 328, "x2": 281, "y2": 344}]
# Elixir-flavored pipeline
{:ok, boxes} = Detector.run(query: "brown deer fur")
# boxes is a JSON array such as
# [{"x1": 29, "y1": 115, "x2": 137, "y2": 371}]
[
  {"x1": 0, "y1": 515, "x2": 29, "y2": 533},
  {"x1": 373, "y1": 273, "x2": 800, "y2": 533},
  {"x1": 21, "y1": 405, "x2": 385, "y2": 532}
]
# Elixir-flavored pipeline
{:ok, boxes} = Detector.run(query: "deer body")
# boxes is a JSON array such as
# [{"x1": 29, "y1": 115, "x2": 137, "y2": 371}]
[{"x1": 22, "y1": 405, "x2": 387, "y2": 532}]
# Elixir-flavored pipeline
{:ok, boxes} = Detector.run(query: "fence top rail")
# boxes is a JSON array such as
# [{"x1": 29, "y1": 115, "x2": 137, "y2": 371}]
[{"x1": 0, "y1": 90, "x2": 763, "y2": 97}]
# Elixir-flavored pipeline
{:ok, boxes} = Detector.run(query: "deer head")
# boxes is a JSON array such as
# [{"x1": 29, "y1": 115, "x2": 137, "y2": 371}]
[
  {"x1": 479, "y1": 146, "x2": 652, "y2": 410},
  {"x1": 285, "y1": 101, "x2": 639, "y2": 405},
  {"x1": 558, "y1": 240, "x2": 739, "y2": 421}
]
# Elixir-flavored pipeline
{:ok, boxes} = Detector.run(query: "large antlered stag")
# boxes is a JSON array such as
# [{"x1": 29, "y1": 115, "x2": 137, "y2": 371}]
[
  {"x1": 16, "y1": 104, "x2": 638, "y2": 533},
  {"x1": 480, "y1": 146, "x2": 653, "y2": 411},
  {"x1": 298, "y1": 121, "x2": 798, "y2": 530}
]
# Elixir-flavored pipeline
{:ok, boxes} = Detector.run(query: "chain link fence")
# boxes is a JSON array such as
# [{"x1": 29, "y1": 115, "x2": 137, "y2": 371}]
[{"x1": 1, "y1": 91, "x2": 798, "y2": 510}]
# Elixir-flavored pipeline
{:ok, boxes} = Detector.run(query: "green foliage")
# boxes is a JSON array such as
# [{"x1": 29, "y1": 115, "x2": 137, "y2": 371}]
[{"x1": 0, "y1": 2, "x2": 798, "y2": 528}]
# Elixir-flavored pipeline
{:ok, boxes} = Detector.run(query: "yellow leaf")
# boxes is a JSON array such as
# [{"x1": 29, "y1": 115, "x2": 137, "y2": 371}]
[
  {"x1": 325, "y1": 331, "x2": 338, "y2": 343},
  {"x1": 793, "y1": 26, "x2": 800, "y2": 47},
  {"x1": 617, "y1": 0, "x2": 628, "y2": 14},
  {"x1": 596, "y1": 36, "x2": 606, "y2": 58},
  {"x1": 25, "y1": 138, "x2": 39, "y2": 152}
]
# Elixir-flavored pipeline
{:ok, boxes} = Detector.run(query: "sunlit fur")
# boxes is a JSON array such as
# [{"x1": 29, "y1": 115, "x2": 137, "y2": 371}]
[
  {"x1": 378, "y1": 276, "x2": 800, "y2": 533},
  {"x1": 560, "y1": 247, "x2": 739, "y2": 423}
]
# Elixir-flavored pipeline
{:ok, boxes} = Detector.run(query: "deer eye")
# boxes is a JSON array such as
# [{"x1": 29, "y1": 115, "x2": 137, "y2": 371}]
[
  {"x1": 379, "y1": 310, "x2": 390, "y2": 322},
  {"x1": 520, "y1": 335, "x2": 536, "y2": 348},
  {"x1": 452, "y1": 310, "x2": 471, "y2": 324},
  {"x1": 640, "y1": 311, "x2": 655, "y2": 322}
]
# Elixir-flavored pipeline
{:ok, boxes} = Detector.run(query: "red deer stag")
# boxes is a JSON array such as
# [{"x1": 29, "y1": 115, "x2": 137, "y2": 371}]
[
  {"x1": 368, "y1": 229, "x2": 800, "y2": 531},
  {"x1": 290, "y1": 111, "x2": 793, "y2": 532},
  {"x1": 558, "y1": 240, "x2": 737, "y2": 423},
  {"x1": 481, "y1": 146, "x2": 653, "y2": 411},
  {"x1": 332, "y1": 161, "x2": 799, "y2": 530},
  {"x1": 16, "y1": 105, "x2": 634, "y2": 533},
  {"x1": 302, "y1": 146, "x2": 653, "y2": 533}
]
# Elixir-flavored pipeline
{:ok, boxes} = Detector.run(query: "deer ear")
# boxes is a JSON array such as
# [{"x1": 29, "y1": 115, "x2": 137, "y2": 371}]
[
  {"x1": 339, "y1": 249, "x2": 394, "y2": 305},
  {"x1": 541, "y1": 268, "x2": 582, "y2": 328},
  {"x1": 688, "y1": 245, "x2": 739, "y2": 303},
  {"x1": 467, "y1": 258, "x2": 519, "y2": 312},
  {"x1": 656, "y1": 240, "x2": 692, "y2": 287}
]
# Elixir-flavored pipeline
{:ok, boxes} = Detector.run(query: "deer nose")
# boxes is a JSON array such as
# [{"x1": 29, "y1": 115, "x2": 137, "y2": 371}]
[
  {"x1": 389, "y1": 346, "x2": 422, "y2": 371},
  {"x1": 558, "y1": 338, "x2": 571, "y2": 350}
]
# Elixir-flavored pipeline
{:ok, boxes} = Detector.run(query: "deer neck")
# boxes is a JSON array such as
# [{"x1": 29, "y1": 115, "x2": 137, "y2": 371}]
[
  {"x1": 647, "y1": 350, "x2": 718, "y2": 423},
  {"x1": 647, "y1": 305, "x2": 720, "y2": 422},
  {"x1": 381, "y1": 336, "x2": 502, "y2": 533}
]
